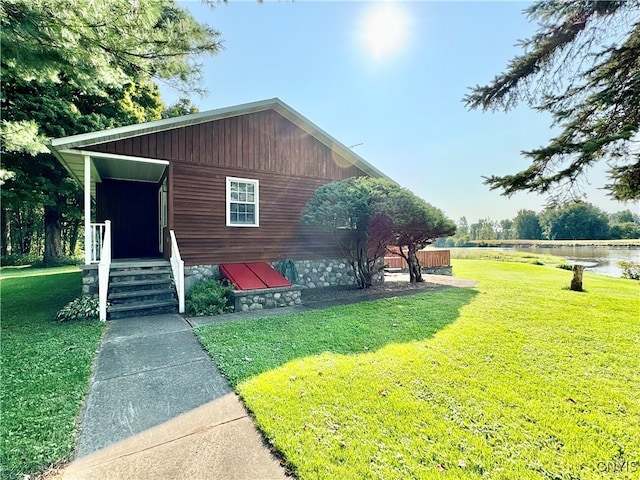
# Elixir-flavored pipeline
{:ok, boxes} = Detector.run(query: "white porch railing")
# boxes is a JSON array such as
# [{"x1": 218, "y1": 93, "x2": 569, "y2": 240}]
[
  {"x1": 89, "y1": 223, "x2": 106, "y2": 264},
  {"x1": 97, "y1": 221, "x2": 111, "y2": 322},
  {"x1": 169, "y1": 230, "x2": 185, "y2": 313}
]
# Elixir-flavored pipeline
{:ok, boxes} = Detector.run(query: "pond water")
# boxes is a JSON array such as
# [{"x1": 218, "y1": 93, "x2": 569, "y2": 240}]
[{"x1": 511, "y1": 246, "x2": 639, "y2": 278}]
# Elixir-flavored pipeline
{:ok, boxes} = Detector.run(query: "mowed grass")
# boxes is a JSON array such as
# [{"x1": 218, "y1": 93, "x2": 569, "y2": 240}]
[
  {"x1": 0, "y1": 264, "x2": 81, "y2": 279},
  {"x1": 1, "y1": 270, "x2": 103, "y2": 480},
  {"x1": 197, "y1": 287, "x2": 477, "y2": 387},
  {"x1": 449, "y1": 248, "x2": 564, "y2": 265},
  {"x1": 198, "y1": 260, "x2": 640, "y2": 479}
]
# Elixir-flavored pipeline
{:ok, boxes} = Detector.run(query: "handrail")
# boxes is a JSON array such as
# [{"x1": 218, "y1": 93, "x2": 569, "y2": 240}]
[
  {"x1": 89, "y1": 223, "x2": 106, "y2": 263},
  {"x1": 97, "y1": 220, "x2": 111, "y2": 322},
  {"x1": 169, "y1": 230, "x2": 185, "y2": 313}
]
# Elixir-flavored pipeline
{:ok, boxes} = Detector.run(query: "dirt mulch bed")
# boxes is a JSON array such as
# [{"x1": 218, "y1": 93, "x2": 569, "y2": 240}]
[{"x1": 301, "y1": 278, "x2": 451, "y2": 307}]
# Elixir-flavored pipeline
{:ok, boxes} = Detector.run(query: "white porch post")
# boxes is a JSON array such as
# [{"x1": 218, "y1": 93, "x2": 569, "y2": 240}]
[{"x1": 84, "y1": 155, "x2": 91, "y2": 265}]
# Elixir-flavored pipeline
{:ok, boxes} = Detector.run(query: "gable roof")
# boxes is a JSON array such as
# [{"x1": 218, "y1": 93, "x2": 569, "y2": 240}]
[{"x1": 48, "y1": 98, "x2": 390, "y2": 183}]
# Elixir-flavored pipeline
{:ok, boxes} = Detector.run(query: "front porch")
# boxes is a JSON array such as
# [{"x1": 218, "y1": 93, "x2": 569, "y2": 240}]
[{"x1": 48, "y1": 147, "x2": 185, "y2": 321}]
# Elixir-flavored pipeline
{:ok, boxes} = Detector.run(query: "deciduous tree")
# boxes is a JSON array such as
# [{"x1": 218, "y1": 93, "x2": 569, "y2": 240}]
[
  {"x1": 513, "y1": 209, "x2": 543, "y2": 240},
  {"x1": 540, "y1": 202, "x2": 610, "y2": 240},
  {"x1": 302, "y1": 178, "x2": 455, "y2": 286},
  {"x1": 301, "y1": 177, "x2": 391, "y2": 288}
]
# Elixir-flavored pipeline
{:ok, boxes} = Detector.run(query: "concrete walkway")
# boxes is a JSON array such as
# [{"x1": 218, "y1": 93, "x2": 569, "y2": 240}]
[
  {"x1": 62, "y1": 314, "x2": 286, "y2": 479},
  {"x1": 62, "y1": 273, "x2": 476, "y2": 478}
]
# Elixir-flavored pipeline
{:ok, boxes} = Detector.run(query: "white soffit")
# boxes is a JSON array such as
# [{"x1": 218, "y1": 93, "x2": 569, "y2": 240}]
[{"x1": 54, "y1": 149, "x2": 168, "y2": 197}]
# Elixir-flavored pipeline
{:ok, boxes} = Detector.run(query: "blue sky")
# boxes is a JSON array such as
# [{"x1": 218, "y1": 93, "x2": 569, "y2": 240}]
[{"x1": 162, "y1": 1, "x2": 636, "y2": 223}]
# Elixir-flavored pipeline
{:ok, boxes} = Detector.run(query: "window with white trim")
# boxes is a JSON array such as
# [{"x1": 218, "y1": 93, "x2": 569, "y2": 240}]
[{"x1": 226, "y1": 177, "x2": 259, "y2": 227}]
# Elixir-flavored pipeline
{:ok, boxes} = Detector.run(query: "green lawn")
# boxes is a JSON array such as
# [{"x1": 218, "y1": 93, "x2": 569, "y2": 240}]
[
  {"x1": 0, "y1": 264, "x2": 81, "y2": 279},
  {"x1": 1, "y1": 269, "x2": 103, "y2": 480},
  {"x1": 198, "y1": 260, "x2": 640, "y2": 479}
]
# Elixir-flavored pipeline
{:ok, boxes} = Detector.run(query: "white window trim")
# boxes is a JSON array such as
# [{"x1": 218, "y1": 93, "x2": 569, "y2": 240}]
[{"x1": 226, "y1": 176, "x2": 260, "y2": 227}]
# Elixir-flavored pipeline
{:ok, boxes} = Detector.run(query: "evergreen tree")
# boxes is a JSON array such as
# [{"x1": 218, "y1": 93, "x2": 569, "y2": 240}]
[
  {"x1": 466, "y1": 1, "x2": 640, "y2": 201},
  {"x1": 1, "y1": 0, "x2": 222, "y2": 263},
  {"x1": 376, "y1": 186, "x2": 455, "y2": 282}
]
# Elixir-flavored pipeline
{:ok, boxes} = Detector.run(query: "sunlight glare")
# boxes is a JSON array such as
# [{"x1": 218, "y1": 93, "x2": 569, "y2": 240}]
[{"x1": 360, "y1": 3, "x2": 410, "y2": 61}]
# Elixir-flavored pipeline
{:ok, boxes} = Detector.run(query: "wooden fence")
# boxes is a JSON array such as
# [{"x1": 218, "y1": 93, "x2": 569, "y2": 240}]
[{"x1": 384, "y1": 248, "x2": 451, "y2": 270}]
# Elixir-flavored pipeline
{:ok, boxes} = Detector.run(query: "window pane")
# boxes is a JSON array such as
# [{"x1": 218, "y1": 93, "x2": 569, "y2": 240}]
[{"x1": 228, "y1": 179, "x2": 258, "y2": 226}]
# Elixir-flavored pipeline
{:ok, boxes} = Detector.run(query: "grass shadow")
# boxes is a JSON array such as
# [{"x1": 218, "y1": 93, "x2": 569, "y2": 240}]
[{"x1": 196, "y1": 287, "x2": 477, "y2": 387}]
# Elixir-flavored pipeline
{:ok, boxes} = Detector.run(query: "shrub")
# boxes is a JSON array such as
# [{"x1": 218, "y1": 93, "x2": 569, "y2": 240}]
[
  {"x1": 556, "y1": 263, "x2": 573, "y2": 271},
  {"x1": 277, "y1": 258, "x2": 298, "y2": 283},
  {"x1": 1, "y1": 253, "x2": 42, "y2": 266},
  {"x1": 1, "y1": 254, "x2": 83, "y2": 267},
  {"x1": 56, "y1": 297, "x2": 100, "y2": 322},
  {"x1": 619, "y1": 261, "x2": 640, "y2": 280},
  {"x1": 186, "y1": 278, "x2": 234, "y2": 316},
  {"x1": 32, "y1": 255, "x2": 83, "y2": 267}
]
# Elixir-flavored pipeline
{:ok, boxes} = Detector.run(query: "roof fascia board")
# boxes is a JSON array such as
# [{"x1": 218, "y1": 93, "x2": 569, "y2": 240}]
[
  {"x1": 62, "y1": 149, "x2": 170, "y2": 166},
  {"x1": 49, "y1": 98, "x2": 281, "y2": 150}
]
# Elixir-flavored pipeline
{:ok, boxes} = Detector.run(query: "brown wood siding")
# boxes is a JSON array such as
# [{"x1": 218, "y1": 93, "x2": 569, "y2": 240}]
[
  {"x1": 86, "y1": 110, "x2": 364, "y2": 180},
  {"x1": 171, "y1": 162, "x2": 349, "y2": 265},
  {"x1": 84, "y1": 108, "x2": 371, "y2": 266}
]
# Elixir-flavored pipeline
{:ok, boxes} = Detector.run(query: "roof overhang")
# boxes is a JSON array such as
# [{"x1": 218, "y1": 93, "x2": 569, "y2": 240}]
[
  {"x1": 51, "y1": 149, "x2": 168, "y2": 198},
  {"x1": 47, "y1": 98, "x2": 391, "y2": 182}
]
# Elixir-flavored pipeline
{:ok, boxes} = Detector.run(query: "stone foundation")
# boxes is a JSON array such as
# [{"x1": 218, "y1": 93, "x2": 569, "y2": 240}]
[
  {"x1": 184, "y1": 259, "x2": 379, "y2": 314},
  {"x1": 184, "y1": 264, "x2": 220, "y2": 293},
  {"x1": 231, "y1": 286, "x2": 302, "y2": 312},
  {"x1": 184, "y1": 258, "x2": 384, "y2": 294},
  {"x1": 82, "y1": 266, "x2": 99, "y2": 298},
  {"x1": 292, "y1": 259, "x2": 357, "y2": 288}
]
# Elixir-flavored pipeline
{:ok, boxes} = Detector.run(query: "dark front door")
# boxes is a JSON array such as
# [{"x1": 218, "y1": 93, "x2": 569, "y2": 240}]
[{"x1": 96, "y1": 179, "x2": 160, "y2": 259}]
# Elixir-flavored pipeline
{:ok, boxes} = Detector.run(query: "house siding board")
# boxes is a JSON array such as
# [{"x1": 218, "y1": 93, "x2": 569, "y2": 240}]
[
  {"x1": 85, "y1": 110, "x2": 364, "y2": 178},
  {"x1": 82, "y1": 108, "x2": 370, "y2": 266},
  {"x1": 171, "y1": 163, "x2": 350, "y2": 265}
]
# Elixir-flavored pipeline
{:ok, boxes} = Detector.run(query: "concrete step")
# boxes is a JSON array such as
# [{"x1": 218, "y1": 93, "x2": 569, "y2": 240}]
[
  {"x1": 110, "y1": 268, "x2": 172, "y2": 278},
  {"x1": 108, "y1": 299, "x2": 178, "y2": 319},
  {"x1": 110, "y1": 260, "x2": 170, "y2": 269},
  {"x1": 109, "y1": 278, "x2": 173, "y2": 292},
  {"x1": 110, "y1": 272, "x2": 173, "y2": 284},
  {"x1": 109, "y1": 288, "x2": 176, "y2": 301},
  {"x1": 106, "y1": 261, "x2": 177, "y2": 319}
]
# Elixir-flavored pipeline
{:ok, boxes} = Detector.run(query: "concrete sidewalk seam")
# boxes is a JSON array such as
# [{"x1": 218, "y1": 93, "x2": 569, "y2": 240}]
[
  {"x1": 94, "y1": 355, "x2": 212, "y2": 382},
  {"x1": 69, "y1": 413, "x2": 251, "y2": 474},
  {"x1": 101, "y1": 326, "x2": 191, "y2": 344}
]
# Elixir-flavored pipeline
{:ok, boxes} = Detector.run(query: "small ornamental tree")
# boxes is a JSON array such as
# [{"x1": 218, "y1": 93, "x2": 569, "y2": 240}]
[
  {"x1": 301, "y1": 177, "x2": 394, "y2": 288},
  {"x1": 378, "y1": 187, "x2": 456, "y2": 283},
  {"x1": 302, "y1": 177, "x2": 455, "y2": 286}
]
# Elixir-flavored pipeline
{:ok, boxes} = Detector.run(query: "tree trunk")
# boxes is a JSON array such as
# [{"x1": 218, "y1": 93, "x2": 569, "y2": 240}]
[
  {"x1": 570, "y1": 265, "x2": 584, "y2": 292},
  {"x1": 356, "y1": 248, "x2": 372, "y2": 288},
  {"x1": 43, "y1": 205, "x2": 63, "y2": 265},
  {"x1": 0, "y1": 206, "x2": 8, "y2": 256},
  {"x1": 67, "y1": 219, "x2": 81, "y2": 255},
  {"x1": 407, "y1": 244, "x2": 424, "y2": 283}
]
